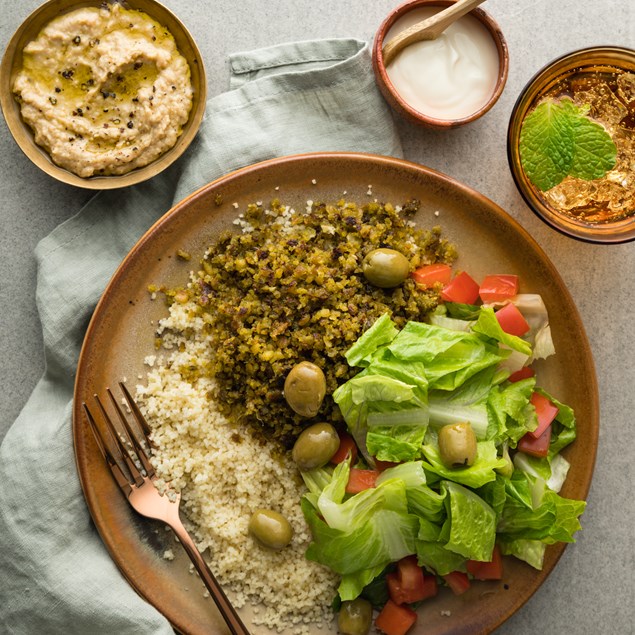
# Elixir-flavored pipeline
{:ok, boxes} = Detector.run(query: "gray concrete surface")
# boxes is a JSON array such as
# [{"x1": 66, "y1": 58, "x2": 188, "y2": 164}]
[{"x1": 1, "y1": 0, "x2": 633, "y2": 633}]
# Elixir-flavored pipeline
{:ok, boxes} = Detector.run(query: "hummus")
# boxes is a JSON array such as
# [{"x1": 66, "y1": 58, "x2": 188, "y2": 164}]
[{"x1": 13, "y1": 3, "x2": 193, "y2": 178}]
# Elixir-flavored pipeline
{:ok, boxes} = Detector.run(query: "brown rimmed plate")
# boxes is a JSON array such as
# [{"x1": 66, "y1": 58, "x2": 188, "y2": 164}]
[{"x1": 73, "y1": 152, "x2": 598, "y2": 635}]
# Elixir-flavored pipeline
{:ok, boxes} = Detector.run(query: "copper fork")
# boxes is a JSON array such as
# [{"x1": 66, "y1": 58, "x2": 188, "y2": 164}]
[{"x1": 83, "y1": 382, "x2": 250, "y2": 635}]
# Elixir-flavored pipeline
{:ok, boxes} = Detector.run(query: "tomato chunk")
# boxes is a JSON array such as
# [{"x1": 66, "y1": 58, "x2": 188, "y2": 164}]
[
  {"x1": 374, "y1": 459, "x2": 400, "y2": 471},
  {"x1": 397, "y1": 556, "x2": 423, "y2": 597},
  {"x1": 386, "y1": 572, "x2": 408, "y2": 606},
  {"x1": 495, "y1": 303, "x2": 530, "y2": 336},
  {"x1": 508, "y1": 366, "x2": 535, "y2": 382},
  {"x1": 441, "y1": 271, "x2": 480, "y2": 304},
  {"x1": 529, "y1": 392, "x2": 559, "y2": 438},
  {"x1": 479, "y1": 274, "x2": 519, "y2": 303},
  {"x1": 467, "y1": 544, "x2": 504, "y2": 580},
  {"x1": 387, "y1": 556, "x2": 439, "y2": 605},
  {"x1": 330, "y1": 432, "x2": 358, "y2": 465},
  {"x1": 518, "y1": 424, "x2": 552, "y2": 457},
  {"x1": 346, "y1": 468, "x2": 379, "y2": 494},
  {"x1": 412, "y1": 263, "x2": 453, "y2": 288},
  {"x1": 375, "y1": 600, "x2": 417, "y2": 635},
  {"x1": 442, "y1": 571, "x2": 471, "y2": 595}
]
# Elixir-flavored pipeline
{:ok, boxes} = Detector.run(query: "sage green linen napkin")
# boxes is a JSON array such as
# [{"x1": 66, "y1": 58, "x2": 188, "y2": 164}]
[{"x1": 0, "y1": 39, "x2": 402, "y2": 634}]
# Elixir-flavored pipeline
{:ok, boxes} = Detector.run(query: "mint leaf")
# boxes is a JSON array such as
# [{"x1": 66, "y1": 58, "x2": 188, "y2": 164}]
[
  {"x1": 569, "y1": 114, "x2": 617, "y2": 180},
  {"x1": 519, "y1": 98, "x2": 617, "y2": 191},
  {"x1": 519, "y1": 99, "x2": 575, "y2": 191}
]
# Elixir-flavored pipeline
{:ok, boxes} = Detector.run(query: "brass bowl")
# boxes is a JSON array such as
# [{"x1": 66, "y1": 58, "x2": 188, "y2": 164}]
[
  {"x1": 0, "y1": 0, "x2": 206, "y2": 190},
  {"x1": 372, "y1": 0, "x2": 509, "y2": 129},
  {"x1": 507, "y1": 46, "x2": 635, "y2": 244}
]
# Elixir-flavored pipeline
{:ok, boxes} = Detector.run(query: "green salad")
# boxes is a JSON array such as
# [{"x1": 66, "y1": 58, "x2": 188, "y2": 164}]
[{"x1": 297, "y1": 286, "x2": 586, "y2": 630}]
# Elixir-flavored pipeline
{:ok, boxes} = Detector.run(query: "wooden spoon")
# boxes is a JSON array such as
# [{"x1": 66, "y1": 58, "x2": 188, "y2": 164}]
[{"x1": 382, "y1": 0, "x2": 487, "y2": 66}]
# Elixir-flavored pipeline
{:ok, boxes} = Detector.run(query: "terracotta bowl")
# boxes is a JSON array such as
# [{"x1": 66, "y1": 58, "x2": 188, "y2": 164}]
[
  {"x1": 372, "y1": 0, "x2": 509, "y2": 129},
  {"x1": 0, "y1": 0, "x2": 206, "y2": 190}
]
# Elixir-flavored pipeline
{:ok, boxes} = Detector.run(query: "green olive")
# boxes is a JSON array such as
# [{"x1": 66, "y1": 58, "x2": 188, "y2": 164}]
[
  {"x1": 337, "y1": 597, "x2": 373, "y2": 635},
  {"x1": 248, "y1": 509, "x2": 293, "y2": 550},
  {"x1": 284, "y1": 361, "x2": 326, "y2": 418},
  {"x1": 362, "y1": 248, "x2": 410, "y2": 288},
  {"x1": 292, "y1": 422, "x2": 340, "y2": 471},
  {"x1": 438, "y1": 422, "x2": 478, "y2": 468}
]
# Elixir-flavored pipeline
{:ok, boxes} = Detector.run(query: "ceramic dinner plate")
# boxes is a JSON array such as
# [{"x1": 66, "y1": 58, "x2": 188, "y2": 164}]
[{"x1": 73, "y1": 152, "x2": 598, "y2": 635}]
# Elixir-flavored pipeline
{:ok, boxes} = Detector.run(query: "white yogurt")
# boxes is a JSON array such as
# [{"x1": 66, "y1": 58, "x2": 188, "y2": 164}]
[{"x1": 385, "y1": 7, "x2": 500, "y2": 120}]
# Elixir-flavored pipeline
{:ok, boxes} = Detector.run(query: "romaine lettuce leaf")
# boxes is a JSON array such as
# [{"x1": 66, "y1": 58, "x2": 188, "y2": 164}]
[
  {"x1": 441, "y1": 481, "x2": 496, "y2": 561},
  {"x1": 421, "y1": 440, "x2": 508, "y2": 488},
  {"x1": 414, "y1": 541, "x2": 466, "y2": 576},
  {"x1": 387, "y1": 321, "x2": 508, "y2": 391},
  {"x1": 487, "y1": 377, "x2": 537, "y2": 443},
  {"x1": 377, "y1": 462, "x2": 447, "y2": 524},
  {"x1": 303, "y1": 499, "x2": 419, "y2": 575},
  {"x1": 345, "y1": 313, "x2": 399, "y2": 367},
  {"x1": 338, "y1": 563, "x2": 387, "y2": 602},
  {"x1": 499, "y1": 538, "x2": 547, "y2": 570},
  {"x1": 471, "y1": 306, "x2": 532, "y2": 356},
  {"x1": 367, "y1": 425, "x2": 427, "y2": 462},
  {"x1": 513, "y1": 452, "x2": 571, "y2": 493},
  {"x1": 305, "y1": 459, "x2": 410, "y2": 532},
  {"x1": 477, "y1": 475, "x2": 508, "y2": 523},
  {"x1": 497, "y1": 488, "x2": 586, "y2": 544}
]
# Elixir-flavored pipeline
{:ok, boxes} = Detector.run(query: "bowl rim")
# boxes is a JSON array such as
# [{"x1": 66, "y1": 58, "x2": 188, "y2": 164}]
[
  {"x1": 0, "y1": 0, "x2": 207, "y2": 190},
  {"x1": 372, "y1": 0, "x2": 509, "y2": 129},
  {"x1": 506, "y1": 45, "x2": 635, "y2": 244}
]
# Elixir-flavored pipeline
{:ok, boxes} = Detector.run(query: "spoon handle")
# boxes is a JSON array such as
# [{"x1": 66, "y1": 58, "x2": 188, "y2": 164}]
[{"x1": 382, "y1": 0, "x2": 486, "y2": 66}]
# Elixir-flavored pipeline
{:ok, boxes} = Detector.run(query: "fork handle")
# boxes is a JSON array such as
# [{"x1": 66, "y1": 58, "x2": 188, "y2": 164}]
[{"x1": 169, "y1": 519, "x2": 251, "y2": 635}]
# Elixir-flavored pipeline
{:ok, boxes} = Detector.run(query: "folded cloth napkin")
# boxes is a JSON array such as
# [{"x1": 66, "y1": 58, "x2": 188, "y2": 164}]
[{"x1": 0, "y1": 39, "x2": 402, "y2": 634}]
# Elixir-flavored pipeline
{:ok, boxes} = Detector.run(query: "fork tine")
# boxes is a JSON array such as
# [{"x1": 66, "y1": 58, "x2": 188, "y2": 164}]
[
  {"x1": 95, "y1": 393, "x2": 145, "y2": 488},
  {"x1": 83, "y1": 403, "x2": 133, "y2": 495},
  {"x1": 106, "y1": 387, "x2": 156, "y2": 479},
  {"x1": 119, "y1": 381, "x2": 153, "y2": 438}
]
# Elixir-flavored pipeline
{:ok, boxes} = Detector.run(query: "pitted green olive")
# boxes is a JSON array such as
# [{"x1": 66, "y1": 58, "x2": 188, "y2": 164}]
[
  {"x1": 337, "y1": 597, "x2": 373, "y2": 635},
  {"x1": 292, "y1": 422, "x2": 340, "y2": 471},
  {"x1": 248, "y1": 509, "x2": 293, "y2": 550},
  {"x1": 362, "y1": 248, "x2": 410, "y2": 288},
  {"x1": 284, "y1": 361, "x2": 326, "y2": 418},
  {"x1": 438, "y1": 422, "x2": 477, "y2": 468}
]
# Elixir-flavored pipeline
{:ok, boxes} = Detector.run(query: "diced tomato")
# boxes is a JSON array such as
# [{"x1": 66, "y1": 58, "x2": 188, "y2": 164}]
[
  {"x1": 397, "y1": 556, "x2": 423, "y2": 597},
  {"x1": 529, "y1": 392, "x2": 559, "y2": 438},
  {"x1": 375, "y1": 600, "x2": 417, "y2": 635},
  {"x1": 420, "y1": 573, "x2": 438, "y2": 601},
  {"x1": 387, "y1": 556, "x2": 438, "y2": 605},
  {"x1": 479, "y1": 274, "x2": 519, "y2": 303},
  {"x1": 386, "y1": 572, "x2": 408, "y2": 606},
  {"x1": 518, "y1": 424, "x2": 552, "y2": 458},
  {"x1": 412, "y1": 263, "x2": 453, "y2": 288},
  {"x1": 375, "y1": 459, "x2": 400, "y2": 471},
  {"x1": 442, "y1": 571, "x2": 471, "y2": 595},
  {"x1": 330, "y1": 432, "x2": 358, "y2": 465},
  {"x1": 441, "y1": 271, "x2": 480, "y2": 304},
  {"x1": 345, "y1": 468, "x2": 379, "y2": 494},
  {"x1": 495, "y1": 302, "x2": 530, "y2": 336},
  {"x1": 508, "y1": 366, "x2": 535, "y2": 382},
  {"x1": 466, "y1": 544, "x2": 504, "y2": 580}
]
